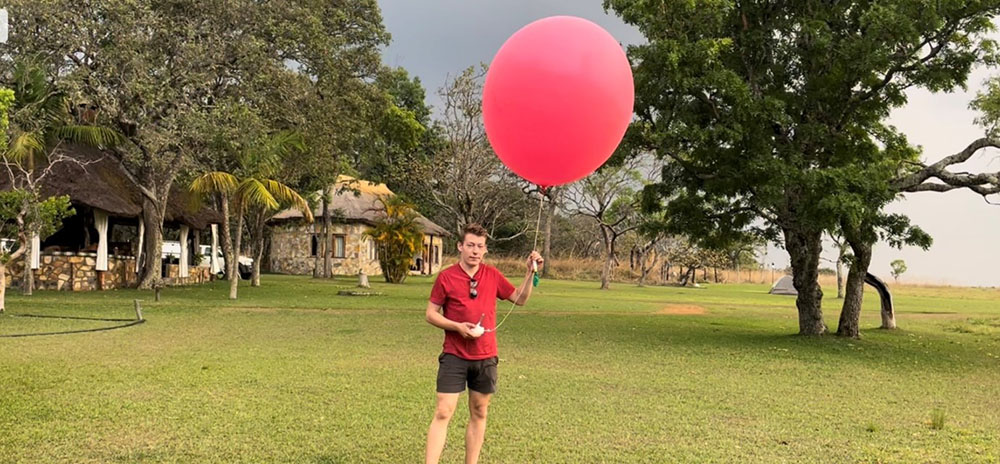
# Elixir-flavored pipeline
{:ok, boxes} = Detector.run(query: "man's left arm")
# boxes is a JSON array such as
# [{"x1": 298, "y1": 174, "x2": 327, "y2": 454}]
[{"x1": 508, "y1": 251, "x2": 543, "y2": 306}]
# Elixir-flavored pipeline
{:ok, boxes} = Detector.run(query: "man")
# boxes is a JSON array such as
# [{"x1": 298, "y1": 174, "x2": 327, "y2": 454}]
[{"x1": 425, "y1": 223, "x2": 543, "y2": 464}]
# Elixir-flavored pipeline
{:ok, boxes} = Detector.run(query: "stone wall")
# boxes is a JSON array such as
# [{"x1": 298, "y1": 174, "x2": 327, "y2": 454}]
[
  {"x1": 269, "y1": 222, "x2": 447, "y2": 277},
  {"x1": 4, "y1": 253, "x2": 214, "y2": 291},
  {"x1": 163, "y1": 264, "x2": 212, "y2": 286},
  {"x1": 269, "y1": 223, "x2": 383, "y2": 276},
  {"x1": 5, "y1": 252, "x2": 138, "y2": 291}
]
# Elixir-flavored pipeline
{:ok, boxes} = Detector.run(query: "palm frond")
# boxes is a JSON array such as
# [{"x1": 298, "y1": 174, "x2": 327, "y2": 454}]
[
  {"x1": 5, "y1": 132, "x2": 44, "y2": 164},
  {"x1": 236, "y1": 178, "x2": 279, "y2": 211},
  {"x1": 53, "y1": 125, "x2": 125, "y2": 148},
  {"x1": 190, "y1": 172, "x2": 239, "y2": 196},
  {"x1": 269, "y1": 130, "x2": 306, "y2": 156},
  {"x1": 262, "y1": 179, "x2": 313, "y2": 221}
]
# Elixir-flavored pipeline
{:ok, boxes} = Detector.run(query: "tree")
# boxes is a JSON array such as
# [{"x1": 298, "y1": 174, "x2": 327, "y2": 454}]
[
  {"x1": 890, "y1": 259, "x2": 908, "y2": 282},
  {"x1": 566, "y1": 158, "x2": 644, "y2": 289},
  {"x1": 0, "y1": 88, "x2": 74, "y2": 309},
  {"x1": 606, "y1": 0, "x2": 1000, "y2": 335},
  {"x1": 836, "y1": 211, "x2": 931, "y2": 336},
  {"x1": 425, "y1": 65, "x2": 531, "y2": 240},
  {"x1": 0, "y1": 191, "x2": 72, "y2": 312},
  {"x1": 358, "y1": 66, "x2": 433, "y2": 192},
  {"x1": 365, "y1": 195, "x2": 424, "y2": 283},
  {"x1": 2, "y1": 59, "x2": 121, "y2": 294},
  {"x1": 632, "y1": 227, "x2": 666, "y2": 287},
  {"x1": 836, "y1": 93, "x2": 1000, "y2": 337},
  {"x1": 191, "y1": 131, "x2": 313, "y2": 299},
  {"x1": 3, "y1": 0, "x2": 389, "y2": 289}
]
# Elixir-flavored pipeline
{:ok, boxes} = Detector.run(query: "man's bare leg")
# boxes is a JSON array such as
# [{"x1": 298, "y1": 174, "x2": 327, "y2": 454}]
[
  {"x1": 465, "y1": 390, "x2": 492, "y2": 464},
  {"x1": 426, "y1": 392, "x2": 460, "y2": 464}
]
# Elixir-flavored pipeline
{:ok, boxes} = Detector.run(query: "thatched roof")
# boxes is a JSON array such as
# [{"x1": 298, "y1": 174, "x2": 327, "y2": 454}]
[
  {"x1": 0, "y1": 144, "x2": 221, "y2": 229},
  {"x1": 0, "y1": 144, "x2": 142, "y2": 217},
  {"x1": 272, "y1": 175, "x2": 450, "y2": 236},
  {"x1": 164, "y1": 187, "x2": 224, "y2": 230}
]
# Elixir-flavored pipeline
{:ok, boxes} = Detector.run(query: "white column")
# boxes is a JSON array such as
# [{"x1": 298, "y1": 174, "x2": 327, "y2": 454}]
[
  {"x1": 136, "y1": 219, "x2": 144, "y2": 274},
  {"x1": 0, "y1": 8, "x2": 8, "y2": 44},
  {"x1": 30, "y1": 231, "x2": 40, "y2": 270},
  {"x1": 179, "y1": 225, "x2": 189, "y2": 278},
  {"x1": 95, "y1": 209, "x2": 109, "y2": 271},
  {"x1": 210, "y1": 224, "x2": 220, "y2": 274}
]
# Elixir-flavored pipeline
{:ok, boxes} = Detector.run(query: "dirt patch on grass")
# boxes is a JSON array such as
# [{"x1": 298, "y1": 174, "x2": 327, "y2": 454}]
[{"x1": 656, "y1": 304, "x2": 707, "y2": 315}]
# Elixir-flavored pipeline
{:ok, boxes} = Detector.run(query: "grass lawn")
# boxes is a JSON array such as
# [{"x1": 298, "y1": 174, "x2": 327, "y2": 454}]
[{"x1": 2, "y1": 273, "x2": 999, "y2": 463}]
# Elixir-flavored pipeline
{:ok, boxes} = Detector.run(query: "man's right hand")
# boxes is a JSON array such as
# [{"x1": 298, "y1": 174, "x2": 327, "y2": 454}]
[{"x1": 456, "y1": 321, "x2": 480, "y2": 339}]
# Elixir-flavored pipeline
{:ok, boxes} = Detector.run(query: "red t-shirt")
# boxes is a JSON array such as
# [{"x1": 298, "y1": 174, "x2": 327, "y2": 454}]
[{"x1": 430, "y1": 263, "x2": 516, "y2": 360}]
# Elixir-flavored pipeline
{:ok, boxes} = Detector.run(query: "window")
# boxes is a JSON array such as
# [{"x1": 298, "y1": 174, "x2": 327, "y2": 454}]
[
  {"x1": 433, "y1": 245, "x2": 440, "y2": 264},
  {"x1": 368, "y1": 238, "x2": 377, "y2": 261},
  {"x1": 333, "y1": 235, "x2": 346, "y2": 258},
  {"x1": 310, "y1": 235, "x2": 319, "y2": 257}
]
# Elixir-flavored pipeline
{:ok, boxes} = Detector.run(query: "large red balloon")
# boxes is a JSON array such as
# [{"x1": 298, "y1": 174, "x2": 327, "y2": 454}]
[{"x1": 483, "y1": 16, "x2": 634, "y2": 188}]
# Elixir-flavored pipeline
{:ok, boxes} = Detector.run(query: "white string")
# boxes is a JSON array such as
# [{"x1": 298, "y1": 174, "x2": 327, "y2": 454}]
[{"x1": 486, "y1": 190, "x2": 546, "y2": 332}]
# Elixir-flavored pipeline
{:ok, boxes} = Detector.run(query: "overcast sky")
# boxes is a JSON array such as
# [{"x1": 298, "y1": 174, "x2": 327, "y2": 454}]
[{"x1": 378, "y1": 0, "x2": 1000, "y2": 287}]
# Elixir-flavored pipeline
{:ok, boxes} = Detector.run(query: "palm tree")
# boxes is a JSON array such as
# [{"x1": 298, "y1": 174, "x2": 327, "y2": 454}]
[
  {"x1": 3, "y1": 60, "x2": 123, "y2": 295},
  {"x1": 190, "y1": 131, "x2": 313, "y2": 299},
  {"x1": 365, "y1": 195, "x2": 424, "y2": 283}
]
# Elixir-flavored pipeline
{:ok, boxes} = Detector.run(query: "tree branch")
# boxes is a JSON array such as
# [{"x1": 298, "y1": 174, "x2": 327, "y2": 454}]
[{"x1": 892, "y1": 137, "x2": 1000, "y2": 194}]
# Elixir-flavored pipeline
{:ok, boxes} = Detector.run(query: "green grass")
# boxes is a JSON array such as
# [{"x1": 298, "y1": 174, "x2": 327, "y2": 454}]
[{"x1": 2, "y1": 274, "x2": 1000, "y2": 463}]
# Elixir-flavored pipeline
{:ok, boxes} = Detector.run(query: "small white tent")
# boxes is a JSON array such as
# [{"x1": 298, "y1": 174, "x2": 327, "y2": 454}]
[{"x1": 769, "y1": 275, "x2": 797, "y2": 295}]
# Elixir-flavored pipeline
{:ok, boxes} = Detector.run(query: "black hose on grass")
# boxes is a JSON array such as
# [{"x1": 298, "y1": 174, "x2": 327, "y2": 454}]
[
  {"x1": 0, "y1": 317, "x2": 145, "y2": 338},
  {"x1": 0, "y1": 300, "x2": 146, "y2": 338}
]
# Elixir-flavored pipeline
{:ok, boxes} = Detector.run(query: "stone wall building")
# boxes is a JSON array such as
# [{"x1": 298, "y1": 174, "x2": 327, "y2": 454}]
[
  {"x1": 1, "y1": 144, "x2": 222, "y2": 290},
  {"x1": 268, "y1": 176, "x2": 449, "y2": 277}
]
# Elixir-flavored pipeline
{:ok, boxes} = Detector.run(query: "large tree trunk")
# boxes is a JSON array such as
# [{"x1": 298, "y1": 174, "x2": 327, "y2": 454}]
[
  {"x1": 542, "y1": 190, "x2": 556, "y2": 278},
  {"x1": 220, "y1": 195, "x2": 235, "y2": 282},
  {"x1": 0, "y1": 262, "x2": 7, "y2": 313},
  {"x1": 836, "y1": 258, "x2": 845, "y2": 299},
  {"x1": 138, "y1": 196, "x2": 167, "y2": 289},
  {"x1": 230, "y1": 211, "x2": 244, "y2": 300},
  {"x1": 638, "y1": 248, "x2": 656, "y2": 287},
  {"x1": 1, "y1": 246, "x2": 28, "y2": 312},
  {"x1": 323, "y1": 187, "x2": 332, "y2": 278},
  {"x1": 600, "y1": 227, "x2": 613, "y2": 290},
  {"x1": 837, "y1": 238, "x2": 871, "y2": 338},
  {"x1": 312, "y1": 221, "x2": 321, "y2": 278},
  {"x1": 249, "y1": 212, "x2": 266, "y2": 287},
  {"x1": 866, "y1": 273, "x2": 897, "y2": 329},
  {"x1": 783, "y1": 227, "x2": 826, "y2": 335},
  {"x1": 21, "y1": 228, "x2": 33, "y2": 296},
  {"x1": 252, "y1": 243, "x2": 264, "y2": 287}
]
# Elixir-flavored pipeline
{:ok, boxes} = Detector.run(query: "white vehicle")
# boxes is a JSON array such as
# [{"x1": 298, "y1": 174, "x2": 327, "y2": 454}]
[
  {"x1": 197, "y1": 245, "x2": 253, "y2": 268},
  {"x1": 161, "y1": 241, "x2": 253, "y2": 279}
]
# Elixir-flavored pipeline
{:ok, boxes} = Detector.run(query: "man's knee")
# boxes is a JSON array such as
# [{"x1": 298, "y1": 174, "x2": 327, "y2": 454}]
[
  {"x1": 470, "y1": 404, "x2": 489, "y2": 420},
  {"x1": 434, "y1": 398, "x2": 458, "y2": 421},
  {"x1": 469, "y1": 398, "x2": 490, "y2": 420}
]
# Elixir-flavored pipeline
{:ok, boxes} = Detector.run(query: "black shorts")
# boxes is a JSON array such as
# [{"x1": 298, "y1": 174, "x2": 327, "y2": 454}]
[{"x1": 436, "y1": 353, "x2": 498, "y2": 394}]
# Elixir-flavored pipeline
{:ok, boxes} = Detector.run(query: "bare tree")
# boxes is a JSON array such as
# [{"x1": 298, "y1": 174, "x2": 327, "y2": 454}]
[
  {"x1": 566, "y1": 158, "x2": 644, "y2": 289},
  {"x1": 427, "y1": 65, "x2": 529, "y2": 240}
]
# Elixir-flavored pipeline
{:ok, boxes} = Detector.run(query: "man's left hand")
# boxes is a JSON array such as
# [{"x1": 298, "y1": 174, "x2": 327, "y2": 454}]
[{"x1": 526, "y1": 251, "x2": 544, "y2": 273}]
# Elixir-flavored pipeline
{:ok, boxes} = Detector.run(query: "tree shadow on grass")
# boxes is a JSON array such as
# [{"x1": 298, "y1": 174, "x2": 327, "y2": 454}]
[{"x1": 526, "y1": 313, "x2": 998, "y2": 374}]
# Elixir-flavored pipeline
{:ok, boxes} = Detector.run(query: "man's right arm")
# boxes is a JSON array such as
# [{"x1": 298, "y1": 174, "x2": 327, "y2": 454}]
[{"x1": 426, "y1": 301, "x2": 476, "y2": 338}]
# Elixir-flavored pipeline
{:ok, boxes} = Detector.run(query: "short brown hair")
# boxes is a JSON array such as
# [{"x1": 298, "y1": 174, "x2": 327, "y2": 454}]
[{"x1": 461, "y1": 223, "x2": 488, "y2": 243}]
